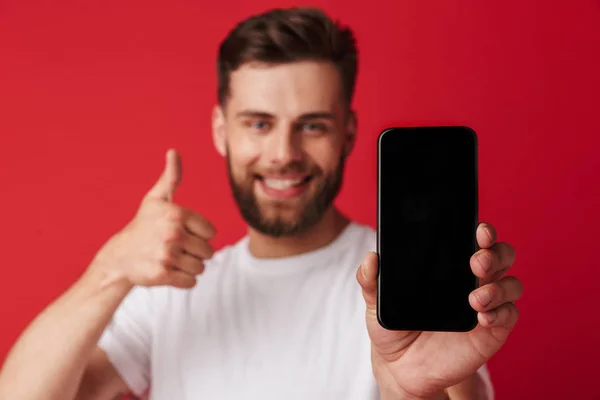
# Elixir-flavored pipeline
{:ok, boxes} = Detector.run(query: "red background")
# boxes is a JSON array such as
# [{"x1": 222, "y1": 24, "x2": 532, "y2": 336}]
[{"x1": 1, "y1": 1, "x2": 599, "y2": 399}]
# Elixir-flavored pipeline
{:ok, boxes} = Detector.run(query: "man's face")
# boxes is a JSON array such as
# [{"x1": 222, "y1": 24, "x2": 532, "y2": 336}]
[{"x1": 212, "y1": 61, "x2": 356, "y2": 237}]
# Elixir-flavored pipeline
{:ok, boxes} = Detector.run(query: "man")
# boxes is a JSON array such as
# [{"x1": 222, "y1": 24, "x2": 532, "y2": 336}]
[{"x1": 0, "y1": 7, "x2": 522, "y2": 400}]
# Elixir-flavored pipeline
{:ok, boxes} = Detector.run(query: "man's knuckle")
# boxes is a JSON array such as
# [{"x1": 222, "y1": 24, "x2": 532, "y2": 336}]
[
  {"x1": 157, "y1": 246, "x2": 175, "y2": 266},
  {"x1": 164, "y1": 226, "x2": 183, "y2": 243},
  {"x1": 165, "y1": 206, "x2": 185, "y2": 223},
  {"x1": 149, "y1": 266, "x2": 168, "y2": 282}
]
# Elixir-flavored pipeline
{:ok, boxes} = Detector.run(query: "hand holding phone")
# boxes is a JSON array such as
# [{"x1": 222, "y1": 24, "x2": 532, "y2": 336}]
[{"x1": 361, "y1": 127, "x2": 522, "y2": 395}]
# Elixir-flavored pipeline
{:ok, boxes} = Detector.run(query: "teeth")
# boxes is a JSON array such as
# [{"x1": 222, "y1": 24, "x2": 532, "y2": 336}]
[{"x1": 263, "y1": 178, "x2": 303, "y2": 190}]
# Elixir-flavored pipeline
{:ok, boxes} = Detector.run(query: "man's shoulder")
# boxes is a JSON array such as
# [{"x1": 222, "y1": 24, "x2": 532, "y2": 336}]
[
  {"x1": 205, "y1": 235, "x2": 247, "y2": 269},
  {"x1": 346, "y1": 222, "x2": 376, "y2": 253}
]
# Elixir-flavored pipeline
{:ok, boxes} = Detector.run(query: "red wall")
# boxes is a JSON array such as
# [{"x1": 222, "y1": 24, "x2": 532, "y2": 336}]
[{"x1": 1, "y1": 1, "x2": 599, "y2": 398}]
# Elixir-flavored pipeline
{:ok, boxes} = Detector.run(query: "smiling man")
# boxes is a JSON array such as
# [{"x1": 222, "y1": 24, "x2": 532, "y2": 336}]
[{"x1": 0, "y1": 7, "x2": 522, "y2": 400}]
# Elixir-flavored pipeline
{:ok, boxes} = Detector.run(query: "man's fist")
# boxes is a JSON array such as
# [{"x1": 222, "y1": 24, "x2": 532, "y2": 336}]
[{"x1": 90, "y1": 149, "x2": 216, "y2": 289}]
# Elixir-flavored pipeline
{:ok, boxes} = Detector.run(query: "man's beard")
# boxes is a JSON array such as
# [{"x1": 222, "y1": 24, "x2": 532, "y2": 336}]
[{"x1": 226, "y1": 153, "x2": 345, "y2": 238}]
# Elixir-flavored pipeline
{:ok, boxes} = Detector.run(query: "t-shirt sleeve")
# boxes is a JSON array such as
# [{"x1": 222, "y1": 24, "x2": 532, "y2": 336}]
[
  {"x1": 98, "y1": 286, "x2": 153, "y2": 397},
  {"x1": 477, "y1": 363, "x2": 495, "y2": 400}
]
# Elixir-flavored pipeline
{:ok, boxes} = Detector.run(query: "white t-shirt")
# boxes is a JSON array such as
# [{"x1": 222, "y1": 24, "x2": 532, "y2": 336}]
[{"x1": 98, "y1": 222, "x2": 493, "y2": 400}]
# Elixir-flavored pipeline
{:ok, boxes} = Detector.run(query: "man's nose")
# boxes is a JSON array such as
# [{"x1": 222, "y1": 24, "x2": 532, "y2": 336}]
[{"x1": 266, "y1": 129, "x2": 302, "y2": 166}]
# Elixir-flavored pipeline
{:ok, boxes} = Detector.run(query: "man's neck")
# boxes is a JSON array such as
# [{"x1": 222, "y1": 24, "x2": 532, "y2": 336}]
[{"x1": 247, "y1": 208, "x2": 350, "y2": 259}]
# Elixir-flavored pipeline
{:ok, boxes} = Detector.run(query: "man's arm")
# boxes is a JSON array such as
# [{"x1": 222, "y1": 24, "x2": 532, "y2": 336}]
[
  {"x1": 380, "y1": 372, "x2": 490, "y2": 400},
  {"x1": 75, "y1": 347, "x2": 131, "y2": 400},
  {"x1": 0, "y1": 150, "x2": 215, "y2": 399},
  {"x1": 445, "y1": 370, "x2": 493, "y2": 400},
  {"x1": 0, "y1": 267, "x2": 133, "y2": 400}
]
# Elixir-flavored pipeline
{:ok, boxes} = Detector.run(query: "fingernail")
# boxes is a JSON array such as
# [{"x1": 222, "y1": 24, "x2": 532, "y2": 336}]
[
  {"x1": 485, "y1": 310, "x2": 497, "y2": 324},
  {"x1": 483, "y1": 224, "x2": 495, "y2": 243},
  {"x1": 476, "y1": 288, "x2": 492, "y2": 306},
  {"x1": 477, "y1": 252, "x2": 492, "y2": 272},
  {"x1": 361, "y1": 263, "x2": 368, "y2": 280}
]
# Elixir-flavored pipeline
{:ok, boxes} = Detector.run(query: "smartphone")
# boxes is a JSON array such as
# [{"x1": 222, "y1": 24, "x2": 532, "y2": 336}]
[{"x1": 377, "y1": 126, "x2": 479, "y2": 332}]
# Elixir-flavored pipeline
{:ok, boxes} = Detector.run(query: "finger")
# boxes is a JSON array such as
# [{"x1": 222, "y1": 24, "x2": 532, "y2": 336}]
[
  {"x1": 186, "y1": 213, "x2": 216, "y2": 240},
  {"x1": 145, "y1": 149, "x2": 182, "y2": 202},
  {"x1": 471, "y1": 242, "x2": 516, "y2": 282},
  {"x1": 357, "y1": 252, "x2": 378, "y2": 308},
  {"x1": 491, "y1": 242, "x2": 517, "y2": 272},
  {"x1": 156, "y1": 241, "x2": 199, "y2": 277},
  {"x1": 182, "y1": 233, "x2": 215, "y2": 260},
  {"x1": 469, "y1": 276, "x2": 524, "y2": 312},
  {"x1": 477, "y1": 302, "x2": 520, "y2": 329},
  {"x1": 174, "y1": 251, "x2": 206, "y2": 276},
  {"x1": 165, "y1": 269, "x2": 197, "y2": 289},
  {"x1": 476, "y1": 222, "x2": 497, "y2": 249}
]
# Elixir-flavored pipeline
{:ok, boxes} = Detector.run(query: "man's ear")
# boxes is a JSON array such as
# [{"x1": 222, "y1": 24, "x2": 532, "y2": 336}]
[
  {"x1": 212, "y1": 105, "x2": 226, "y2": 157},
  {"x1": 343, "y1": 110, "x2": 358, "y2": 158}
]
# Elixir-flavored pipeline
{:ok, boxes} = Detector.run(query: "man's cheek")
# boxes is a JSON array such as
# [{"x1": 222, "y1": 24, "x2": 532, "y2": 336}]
[{"x1": 231, "y1": 135, "x2": 263, "y2": 160}]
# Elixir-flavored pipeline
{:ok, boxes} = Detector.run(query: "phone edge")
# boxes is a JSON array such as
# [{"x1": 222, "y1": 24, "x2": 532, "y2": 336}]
[{"x1": 376, "y1": 128, "x2": 396, "y2": 331}]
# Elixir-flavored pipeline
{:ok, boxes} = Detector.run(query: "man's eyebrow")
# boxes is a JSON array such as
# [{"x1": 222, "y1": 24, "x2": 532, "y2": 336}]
[
  {"x1": 235, "y1": 110, "x2": 274, "y2": 119},
  {"x1": 297, "y1": 112, "x2": 336, "y2": 120},
  {"x1": 234, "y1": 110, "x2": 336, "y2": 120}
]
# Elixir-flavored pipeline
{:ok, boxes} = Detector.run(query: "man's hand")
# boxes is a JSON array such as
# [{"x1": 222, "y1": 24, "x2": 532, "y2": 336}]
[
  {"x1": 357, "y1": 223, "x2": 523, "y2": 399},
  {"x1": 90, "y1": 149, "x2": 217, "y2": 289}
]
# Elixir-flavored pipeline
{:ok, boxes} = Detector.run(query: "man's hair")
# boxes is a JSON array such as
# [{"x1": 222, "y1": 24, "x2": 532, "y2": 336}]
[{"x1": 217, "y1": 7, "x2": 358, "y2": 108}]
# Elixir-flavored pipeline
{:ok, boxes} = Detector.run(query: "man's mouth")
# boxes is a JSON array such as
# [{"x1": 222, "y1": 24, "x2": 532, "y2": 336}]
[{"x1": 253, "y1": 174, "x2": 313, "y2": 198}]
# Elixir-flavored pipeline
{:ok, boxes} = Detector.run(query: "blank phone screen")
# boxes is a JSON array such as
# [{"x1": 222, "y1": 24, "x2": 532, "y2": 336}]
[{"x1": 377, "y1": 126, "x2": 479, "y2": 332}]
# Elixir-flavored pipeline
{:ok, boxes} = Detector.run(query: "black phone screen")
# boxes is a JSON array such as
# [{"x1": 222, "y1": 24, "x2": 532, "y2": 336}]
[{"x1": 377, "y1": 126, "x2": 479, "y2": 332}]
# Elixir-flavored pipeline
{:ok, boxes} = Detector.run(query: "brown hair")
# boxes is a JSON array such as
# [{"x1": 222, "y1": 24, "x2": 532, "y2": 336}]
[{"x1": 217, "y1": 7, "x2": 358, "y2": 108}]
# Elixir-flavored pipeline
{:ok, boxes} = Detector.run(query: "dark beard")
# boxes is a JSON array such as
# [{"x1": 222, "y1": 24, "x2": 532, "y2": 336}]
[{"x1": 226, "y1": 153, "x2": 345, "y2": 238}]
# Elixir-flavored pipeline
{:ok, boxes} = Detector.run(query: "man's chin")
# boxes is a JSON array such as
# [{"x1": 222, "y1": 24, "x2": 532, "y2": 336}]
[
  {"x1": 255, "y1": 207, "x2": 304, "y2": 225},
  {"x1": 247, "y1": 218, "x2": 302, "y2": 237},
  {"x1": 243, "y1": 201, "x2": 327, "y2": 238}
]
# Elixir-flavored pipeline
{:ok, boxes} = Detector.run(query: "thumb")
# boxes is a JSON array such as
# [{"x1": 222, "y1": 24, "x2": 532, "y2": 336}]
[
  {"x1": 146, "y1": 149, "x2": 182, "y2": 202},
  {"x1": 357, "y1": 251, "x2": 379, "y2": 309}
]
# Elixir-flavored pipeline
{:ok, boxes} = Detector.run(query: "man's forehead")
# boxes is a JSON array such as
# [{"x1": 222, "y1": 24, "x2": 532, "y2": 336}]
[{"x1": 227, "y1": 61, "x2": 344, "y2": 117}]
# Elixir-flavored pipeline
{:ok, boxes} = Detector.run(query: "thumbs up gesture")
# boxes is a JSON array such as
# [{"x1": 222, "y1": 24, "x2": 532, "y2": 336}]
[{"x1": 90, "y1": 149, "x2": 216, "y2": 289}]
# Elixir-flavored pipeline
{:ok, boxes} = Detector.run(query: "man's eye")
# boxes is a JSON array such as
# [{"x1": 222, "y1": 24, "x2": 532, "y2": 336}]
[
  {"x1": 245, "y1": 120, "x2": 270, "y2": 132},
  {"x1": 302, "y1": 122, "x2": 327, "y2": 133},
  {"x1": 254, "y1": 121, "x2": 268, "y2": 129}
]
